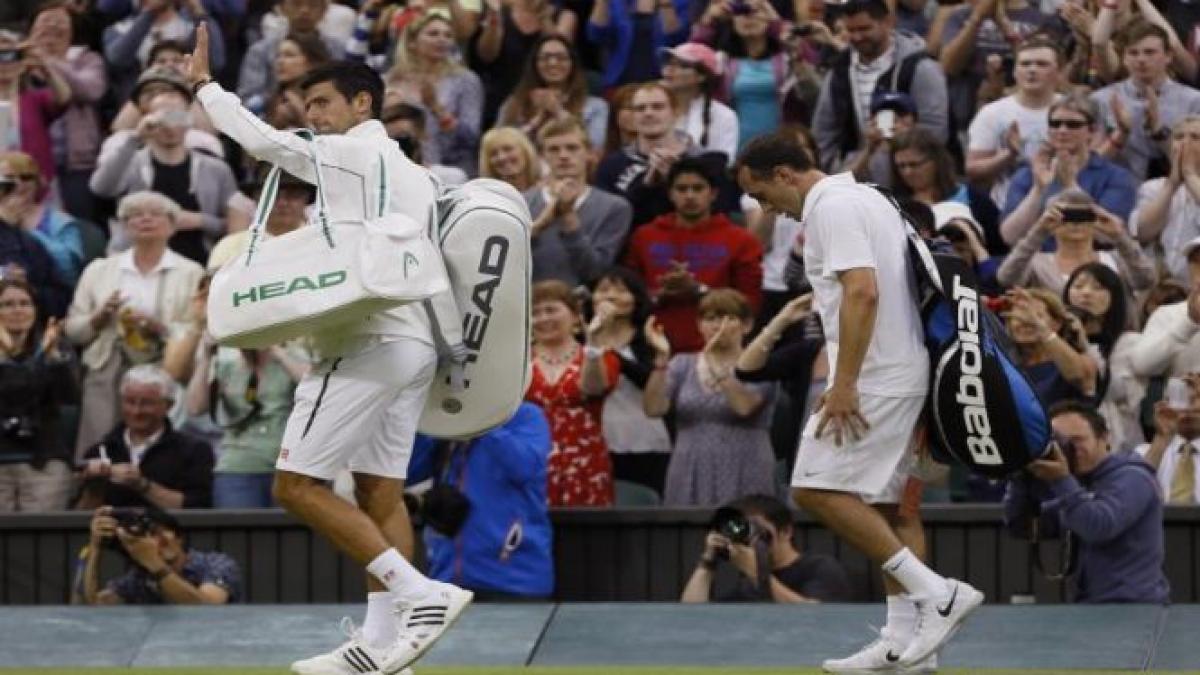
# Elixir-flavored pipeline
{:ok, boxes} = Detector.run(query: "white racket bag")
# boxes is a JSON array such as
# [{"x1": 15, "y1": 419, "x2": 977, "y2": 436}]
[
  {"x1": 208, "y1": 137, "x2": 449, "y2": 349},
  {"x1": 418, "y1": 178, "x2": 532, "y2": 439}
]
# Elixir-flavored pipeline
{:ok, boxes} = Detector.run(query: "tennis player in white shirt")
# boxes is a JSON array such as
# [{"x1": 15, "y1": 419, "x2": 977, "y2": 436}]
[
  {"x1": 736, "y1": 130, "x2": 983, "y2": 673},
  {"x1": 186, "y1": 24, "x2": 470, "y2": 675}
]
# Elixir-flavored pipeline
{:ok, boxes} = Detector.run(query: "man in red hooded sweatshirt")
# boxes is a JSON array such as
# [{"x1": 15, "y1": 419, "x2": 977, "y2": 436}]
[{"x1": 624, "y1": 157, "x2": 763, "y2": 352}]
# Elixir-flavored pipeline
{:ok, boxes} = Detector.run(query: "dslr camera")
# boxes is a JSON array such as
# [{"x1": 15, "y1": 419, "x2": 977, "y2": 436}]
[
  {"x1": 0, "y1": 415, "x2": 36, "y2": 442},
  {"x1": 110, "y1": 507, "x2": 156, "y2": 537},
  {"x1": 708, "y1": 505, "x2": 771, "y2": 559}
]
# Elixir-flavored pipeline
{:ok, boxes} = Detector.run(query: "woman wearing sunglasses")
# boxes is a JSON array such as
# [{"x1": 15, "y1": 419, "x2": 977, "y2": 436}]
[
  {"x1": 0, "y1": 151, "x2": 89, "y2": 285},
  {"x1": 999, "y1": 93, "x2": 1138, "y2": 247}
]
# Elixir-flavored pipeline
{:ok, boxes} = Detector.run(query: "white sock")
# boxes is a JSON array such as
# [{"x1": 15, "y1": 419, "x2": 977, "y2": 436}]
[
  {"x1": 882, "y1": 594, "x2": 918, "y2": 643},
  {"x1": 362, "y1": 591, "x2": 398, "y2": 649},
  {"x1": 365, "y1": 548, "x2": 430, "y2": 597},
  {"x1": 882, "y1": 547, "x2": 946, "y2": 600}
]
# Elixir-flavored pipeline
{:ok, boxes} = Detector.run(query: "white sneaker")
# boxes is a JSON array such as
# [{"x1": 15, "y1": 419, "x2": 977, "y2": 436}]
[
  {"x1": 822, "y1": 631, "x2": 937, "y2": 673},
  {"x1": 899, "y1": 579, "x2": 984, "y2": 667},
  {"x1": 379, "y1": 582, "x2": 474, "y2": 673},
  {"x1": 290, "y1": 618, "x2": 415, "y2": 675}
]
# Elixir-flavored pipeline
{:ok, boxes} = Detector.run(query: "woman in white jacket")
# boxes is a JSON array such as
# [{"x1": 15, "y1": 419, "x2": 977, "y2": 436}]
[{"x1": 64, "y1": 191, "x2": 203, "y2": 456}]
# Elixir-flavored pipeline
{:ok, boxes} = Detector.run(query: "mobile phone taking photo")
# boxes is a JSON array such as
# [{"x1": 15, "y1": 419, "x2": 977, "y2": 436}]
[
  {"x1": 1166, "y1": 377, "x2": 1192, "y2": 411},
  {"x1": 1060, "y1": 206, "x2": 1095, "y2": 224}
]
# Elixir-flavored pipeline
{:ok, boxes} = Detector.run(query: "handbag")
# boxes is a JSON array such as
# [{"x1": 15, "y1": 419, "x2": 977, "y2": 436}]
[{"x1": 207, "y1": 134, "x2": 450, "y2": 349}]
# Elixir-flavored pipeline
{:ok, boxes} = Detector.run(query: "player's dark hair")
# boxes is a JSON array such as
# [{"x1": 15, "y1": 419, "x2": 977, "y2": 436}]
[
  {"x1": 736, "y1": 131, "x2": 816, "y2": 178},
  {"x1": 667, "y1": 156, "x2": 717, "y2": 189},
  {"x1": 731, "y1": 494, "x2": 794, "y2": 531},
  {"x1": 299, "y1": 61, "x2": 385, "y2": 119},
  {"x1": 1048, "y1": 400, "x2": 1109, "y2": 439},
  {"x1": 382, "y1": 102, "x2": 426, "y2": 126}
]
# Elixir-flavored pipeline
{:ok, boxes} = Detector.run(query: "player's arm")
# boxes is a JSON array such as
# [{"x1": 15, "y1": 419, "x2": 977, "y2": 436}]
[
  {"x1": 832, "y1": 267, "x2": 878, "y2": 391},
  {"x1": 186, "y1": 24, "x2": 319, "y2": 184}
]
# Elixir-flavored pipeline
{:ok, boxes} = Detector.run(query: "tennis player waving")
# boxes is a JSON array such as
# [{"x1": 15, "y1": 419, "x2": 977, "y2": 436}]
[{"x1": 187, "y1": 24, "x2": 471, "y2": 675}]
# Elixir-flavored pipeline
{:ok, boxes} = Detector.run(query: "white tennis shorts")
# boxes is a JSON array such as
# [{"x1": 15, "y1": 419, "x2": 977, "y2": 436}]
[
  {"x1": 791, "y1": 393, "x2": 924, "y2": 504},
  {"x1": 277, "y1": 337, "x2": 437, "y2": 481}
]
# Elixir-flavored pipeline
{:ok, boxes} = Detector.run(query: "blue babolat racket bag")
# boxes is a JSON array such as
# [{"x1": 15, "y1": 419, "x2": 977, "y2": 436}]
[{"x1": 875, "y1": 187, "x2": 1051, "y2": 478}]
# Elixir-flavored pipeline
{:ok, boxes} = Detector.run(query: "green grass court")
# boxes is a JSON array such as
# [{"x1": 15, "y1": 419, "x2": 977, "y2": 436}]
[{"x1": 2, "y1": 662, "x2": 1200, "y2": 667}]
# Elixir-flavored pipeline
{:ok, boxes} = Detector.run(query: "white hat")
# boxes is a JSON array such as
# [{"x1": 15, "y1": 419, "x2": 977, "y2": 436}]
[
  {"x1": 1183, "y1": 235, "x2": 1200, "y2": 262},
  {"x1": 931, "y1": 201, "x2": 984, "y2": 241}
]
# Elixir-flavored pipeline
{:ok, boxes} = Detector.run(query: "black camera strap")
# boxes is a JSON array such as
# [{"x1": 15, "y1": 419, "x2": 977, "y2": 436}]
[{"x1": 1025, "y1": 481, "x2": 1079, "y2": 581}]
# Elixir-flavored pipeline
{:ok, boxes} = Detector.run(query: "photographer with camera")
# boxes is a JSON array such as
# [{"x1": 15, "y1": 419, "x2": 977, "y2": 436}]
[
  {"x1": 77, "y1": 504, "x2": 240, "y2": 605},
  {"x1": 1003, "y1": 400, "x2": 1170, "y2": 604},
  {"x1": 681, "y1": 494, "x2": 850, "y2": 603},
  {"x1": 997, "y1": 188, "x2": 1155, "y2": 299},
  {"x1": 1135, "y1": 375, "x2": 1200, "y2": 505},
  {"x1": 408, "y1": 402, "x2": 554, "y2": 599}
]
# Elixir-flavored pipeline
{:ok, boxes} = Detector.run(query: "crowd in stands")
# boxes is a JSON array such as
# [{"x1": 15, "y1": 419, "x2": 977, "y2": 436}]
[{"x1": 1, "y1": 0, "x2": 1199, "y2": 601}]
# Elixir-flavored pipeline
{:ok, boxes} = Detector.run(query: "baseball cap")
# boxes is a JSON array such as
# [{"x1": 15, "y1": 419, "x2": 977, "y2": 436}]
[
  {"x1": 870, "y1": 90, "x2": 916, "y2": 116},
  {"x1": 131, "y1": 66, "x2": 194, "y2": 105},
  {"x1": 931, "y1": 201, "x2": 984, "y2": 241},
  {"x1": 660, "y1": 42, "x2": 721, "y2": 75}
]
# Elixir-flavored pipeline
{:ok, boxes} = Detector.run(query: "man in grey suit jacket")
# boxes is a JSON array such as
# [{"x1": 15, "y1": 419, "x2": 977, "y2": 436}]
[{"x1": 525, "y1": 118, "x2": 632, "y2": 288}]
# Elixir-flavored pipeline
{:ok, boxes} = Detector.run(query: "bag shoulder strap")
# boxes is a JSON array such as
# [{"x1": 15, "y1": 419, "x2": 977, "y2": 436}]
[
  {"x1": 245, "y1": 130, "x2": 335, "y2": 263},
  {"x1": 866, "y1": 183, "x2": 944, "y2": 295}
]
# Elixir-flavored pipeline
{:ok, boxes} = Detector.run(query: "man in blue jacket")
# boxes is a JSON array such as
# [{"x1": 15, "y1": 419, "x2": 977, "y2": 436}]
[
  {"x1": 410, "y1": 403, "x2": 554, "y2": 599},
  {"x1": 1004, "y1": 400, "x2": 1170, "y2": 604}
]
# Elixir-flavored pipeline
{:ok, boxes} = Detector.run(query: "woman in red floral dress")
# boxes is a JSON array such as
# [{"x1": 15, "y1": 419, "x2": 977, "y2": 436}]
[{"x1": 526, "y1": 280, "x2": 620, "y2": 506}]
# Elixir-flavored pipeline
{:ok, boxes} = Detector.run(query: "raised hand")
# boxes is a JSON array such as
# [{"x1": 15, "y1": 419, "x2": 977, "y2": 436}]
[
  {"x1": 1035, "y1": 203, "x2": 1064, "y2": 236},
  {"x1": 1142, "y1": 85, "x2": 1162, "y2": 135},
  {"x1": 1090, "y1": 204, "x2": 1127, "y2": 243},
  {"x1": 183, "y1": 21, "x2": 211, "y2": 87},
  {"x1": 1109, "y1": 92, "x2": 1133, "y2": 135},
  {"x1": 1032, "y1": 146, "x2": 1055, "y2": 189},
  {"x1": 644, "y1": 316, "x2": 671, "y2": 357},
  {"x1": 586, "y1": 299, "x2": 617, "y2": 346},
  {"x1": 774, "y1": 293, "x2": 813, "y2": 326},
  {"x1": 40, "y1": 316, "x2": 62, "y2": 355},
  {"x1": 1004, "y1": 120, "x2": 1023, "y2": 158},
  {"x1": 703, "y1": 316, "x2": 740, "y2": 355}
]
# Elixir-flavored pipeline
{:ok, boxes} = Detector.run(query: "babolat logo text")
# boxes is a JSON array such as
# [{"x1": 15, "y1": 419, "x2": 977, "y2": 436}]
[
  {"x1": 232, "y1": 270, "x2": 348, "y2": 307},
  {"x1": 951, "y1": 276, "x2": 1002, "y2": 466}
]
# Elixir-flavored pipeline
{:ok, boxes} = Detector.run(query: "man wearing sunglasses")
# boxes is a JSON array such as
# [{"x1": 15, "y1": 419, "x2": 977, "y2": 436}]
[{"x1": 1000, "y1": 93, "x2": 1138, "y2": 246}]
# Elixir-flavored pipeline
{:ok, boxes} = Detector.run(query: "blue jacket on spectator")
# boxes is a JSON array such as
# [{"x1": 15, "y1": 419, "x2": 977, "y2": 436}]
[
  {"x1": 30, "y1": 207, "x2": 85, "y2": 287},
  {"x1": 1003, "y1": 451, "x2": 1170, "y2": 604},
  {"x1": 1002, "y1": 152, "x2": 1138, "y2": 223},
  {"x1": 0, "y1": 220, "x2": 71, "y2": 318},
  {"x1": 586, "y1": 0, "x2": 690, "y2": 89},
  {"x1": 410, "y1": 403, "x2": 554, "y2": 598}
]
